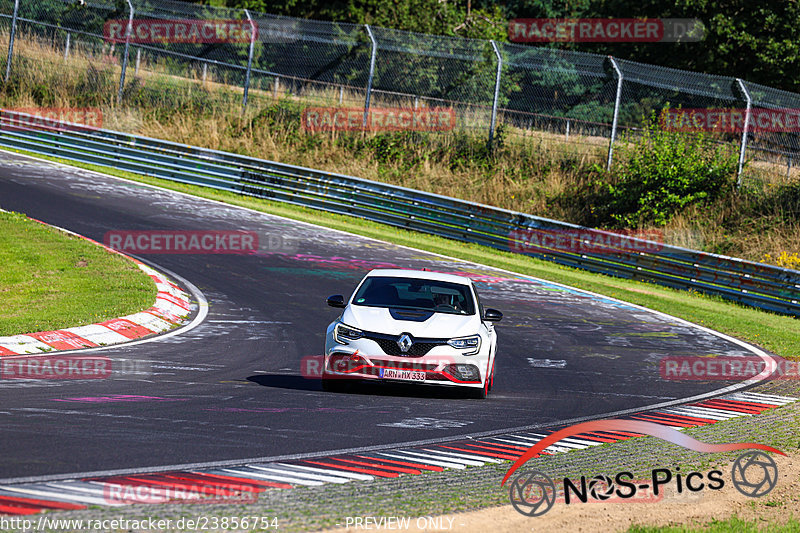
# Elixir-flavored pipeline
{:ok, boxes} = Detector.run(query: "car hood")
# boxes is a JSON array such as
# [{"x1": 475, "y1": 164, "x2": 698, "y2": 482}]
[{"x1": 342, "y1": 305, "x2": 479, "y2": 338}]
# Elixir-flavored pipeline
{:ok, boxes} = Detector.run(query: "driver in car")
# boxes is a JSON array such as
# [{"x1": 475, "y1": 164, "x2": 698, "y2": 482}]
[{"x1": 433, "y1": 291, "x2": 462, "y2": 313}]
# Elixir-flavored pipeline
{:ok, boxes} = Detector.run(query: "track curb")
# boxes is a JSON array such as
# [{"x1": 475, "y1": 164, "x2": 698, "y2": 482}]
[{"x1": 0, "y1": 215, "x2": 192, "y2": 356}]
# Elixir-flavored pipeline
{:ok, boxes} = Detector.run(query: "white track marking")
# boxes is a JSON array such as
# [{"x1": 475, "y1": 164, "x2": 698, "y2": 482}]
[
  {"x1": 246, "y1": 465, "x2": 351, "y2": 484},
  {"x1": 661, "y1": 407, "x2": 736, "y2": 420},
  {"x1": 411, "y1": 449, "x2": 487, "y2": 466},
  {"x1": 504, "y1": 434, "x2": 589, "y2": 450},
  {"x1": 521, "y1": 433, "x2": 602, "y2": 447},
  {"x1": 486, "y1": 436, "x2": 572, "y2": 454},
  {"x1": 219, "y1": 468, "x2": 322, "y2": 486},
  {"x1": 374, "y1": 452, "x2": 467, "y2": 469},
  {"x1": 66, "y1": 324, "x2": 131, "y2": 345},
  {"x1": 272, "y1": 463, "x2": 373, "y2": 481},
  {"x1": 0, "y1": 484, "x2": 123, "y2": 506},
  {"x1": 418, "y1": 448, "x2": 503, "y2": 464},
  {"x1": 727, "y1": 392, "x2": 796, "y2": 404}
]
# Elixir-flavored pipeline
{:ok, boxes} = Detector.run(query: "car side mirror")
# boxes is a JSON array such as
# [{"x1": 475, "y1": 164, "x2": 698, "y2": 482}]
[
  {"x1": 484, "y1": 308, "x2": 503, "y2": 322},
  {"x1": 327, "y1": 294, "x2": 346, "y2": 308}
]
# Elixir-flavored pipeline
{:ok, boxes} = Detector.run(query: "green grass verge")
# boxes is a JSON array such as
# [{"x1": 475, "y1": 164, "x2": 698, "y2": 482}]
[
  {"x1": 0, "y1": 209, "x2": 156, "y2": 336},
  {"x1": 3, "y1": 148, "x2": 800, "y2": 358}
]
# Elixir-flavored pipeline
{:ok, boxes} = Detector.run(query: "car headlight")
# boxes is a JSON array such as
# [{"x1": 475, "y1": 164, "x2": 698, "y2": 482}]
[
  {"x1": 334, "y1": 322, "x2": 363, "y2": 344},
  {"x1": 447, "y1": 335, "x2": 481, "y2": 355}
]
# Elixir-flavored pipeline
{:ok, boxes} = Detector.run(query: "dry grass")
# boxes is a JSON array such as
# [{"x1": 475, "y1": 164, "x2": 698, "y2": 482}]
[{"x1": 2, "y1": 30, "x2": 799, "y2": 265}]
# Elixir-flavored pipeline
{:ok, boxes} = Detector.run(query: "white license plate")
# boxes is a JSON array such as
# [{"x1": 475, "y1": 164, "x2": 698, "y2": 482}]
[{"x1": 380, "y1": 368, "x2": 426, "y2": 382}]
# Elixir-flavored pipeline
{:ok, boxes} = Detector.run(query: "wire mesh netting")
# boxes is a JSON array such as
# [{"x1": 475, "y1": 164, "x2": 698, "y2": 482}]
[{"x1": 0, "y1": 0, "x2": 799, "y2": 182}]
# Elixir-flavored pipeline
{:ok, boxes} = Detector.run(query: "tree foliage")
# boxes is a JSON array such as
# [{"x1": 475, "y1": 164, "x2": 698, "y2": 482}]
[
  {"x1": 203, "y1": 0, "x2": 507, "y2": 41},
  {"x1": 601, "y1": 114, "x2": 738, "y2": 227}
]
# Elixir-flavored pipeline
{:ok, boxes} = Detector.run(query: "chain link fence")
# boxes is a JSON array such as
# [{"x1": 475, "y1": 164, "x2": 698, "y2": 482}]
[{"x1": 1, "y1": 0, "x2": 799, "y2": 183}]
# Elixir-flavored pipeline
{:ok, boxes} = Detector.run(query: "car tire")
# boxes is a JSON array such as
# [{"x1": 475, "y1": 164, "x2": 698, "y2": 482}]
[
  {"x1": 469, "y1": 386, "x2": 488, "y2": 399},
  {"x1": 321, "y1": 372, "x2": 346, "y2": 393}
]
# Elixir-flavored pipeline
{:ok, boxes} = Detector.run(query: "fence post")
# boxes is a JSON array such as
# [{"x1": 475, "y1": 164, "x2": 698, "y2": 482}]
[
  {"x1": 242, "y1": 9, "x2": 256, "y2": 111},
  {"x1": 64, "y1": 32, "x2": 71, "y2": 62},
  {"x1": 488, "y1": 40, "x2": 502, "y2": 148},
  {"x1": 117, "y1": 0, "x2": 133, "y2": 104},
  {"x1": 4, "y1": 0, "x2": 19, "y2": 83},
  {"x1": 788, "y1": 155, "x2": 792, "y2": 181},
  {"x1": 735, "y1": 78, "x2": 752, "y2": 187},
  {"x1": 363, "y1": 25, "x2": 377, "y2": 129},
  {"x1": 565, "y1": 119, "x2": 570, "y2": 141},
  {"x1": 606, "y1": 56, "x2": 623, "y2": 171}
]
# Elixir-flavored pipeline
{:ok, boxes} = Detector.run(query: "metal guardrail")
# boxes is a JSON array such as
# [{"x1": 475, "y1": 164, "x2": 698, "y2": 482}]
[{"x1": 1, "y1": 109, "x2": 799, "y2": 317}]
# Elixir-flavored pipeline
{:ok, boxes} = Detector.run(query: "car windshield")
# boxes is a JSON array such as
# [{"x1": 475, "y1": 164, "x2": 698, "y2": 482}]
[{"x1": 352, "y1": 276, "x2": 475, "y2": 315}]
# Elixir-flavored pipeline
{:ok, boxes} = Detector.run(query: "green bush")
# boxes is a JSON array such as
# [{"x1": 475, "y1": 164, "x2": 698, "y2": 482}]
[{"x1": 603, "y1": 114, "x2": 739, "y2": 227}]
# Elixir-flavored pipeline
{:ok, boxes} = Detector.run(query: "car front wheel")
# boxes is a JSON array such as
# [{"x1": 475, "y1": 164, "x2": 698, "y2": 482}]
[
  {"x1": 321, "y1": 371, "x2": 348, "y2": 393},
  {"x1": 469, "y1": 385, "x2": 488, "y2": 400}
]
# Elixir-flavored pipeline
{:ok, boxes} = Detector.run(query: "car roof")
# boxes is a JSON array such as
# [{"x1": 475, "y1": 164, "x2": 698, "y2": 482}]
[{"x1": 365, "y1": 269, "x2": 473, "y2": 286}]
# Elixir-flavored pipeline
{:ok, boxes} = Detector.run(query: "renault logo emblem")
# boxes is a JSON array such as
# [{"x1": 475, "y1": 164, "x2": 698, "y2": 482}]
[{"x1": 397, "y1": 333, "x2": 413, "y2": 353}]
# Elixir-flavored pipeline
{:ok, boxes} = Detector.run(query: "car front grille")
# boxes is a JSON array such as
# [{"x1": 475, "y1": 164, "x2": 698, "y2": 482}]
[{"x1": 362, "y1": 332, "x2": 448, "y2": 357}]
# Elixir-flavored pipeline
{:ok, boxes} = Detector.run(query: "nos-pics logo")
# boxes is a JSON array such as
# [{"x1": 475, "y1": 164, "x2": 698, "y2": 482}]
[{"x1": 501, "y1": 419, "x2": 783, "y2": 517}]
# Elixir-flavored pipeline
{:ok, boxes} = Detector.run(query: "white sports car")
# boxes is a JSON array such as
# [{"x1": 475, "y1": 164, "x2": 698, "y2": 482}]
[{"x1": 323, "y1": 269, "x2": 502, "y2": 398}]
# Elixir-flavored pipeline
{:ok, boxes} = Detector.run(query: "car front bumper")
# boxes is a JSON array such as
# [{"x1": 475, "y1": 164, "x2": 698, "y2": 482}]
[{"x1": 324, "y1": 333, "x2": 490, "y2": 388}]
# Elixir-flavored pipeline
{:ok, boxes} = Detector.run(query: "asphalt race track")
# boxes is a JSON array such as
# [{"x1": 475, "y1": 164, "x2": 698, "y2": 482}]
[{"x1": 0, "y1": 152, "x2": 765, "y2": 480}]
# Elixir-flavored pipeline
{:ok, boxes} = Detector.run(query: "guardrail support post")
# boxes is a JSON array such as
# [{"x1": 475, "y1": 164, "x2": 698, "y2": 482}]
[
  {"x1": 363, "y1": 25, "x2": 377, "y2": 129},
  {"x1": 117, "y1": 0, "x2": 134, "y2": 104},
  {"x1": 735, "y1": 78, "x2": 752, "y2": 187},
  {"x1": 606, "y1": 56, "x2": 623, "y2": 171},
  {"x1": 4, "y1": 0, "x2": 19, "y2": 83},
  {"x1": 488, "y1": 40, "x2": 503, "y2": 149},
  {"x1": 242, "y1": 9, "x2": 256, "y2": 112}
]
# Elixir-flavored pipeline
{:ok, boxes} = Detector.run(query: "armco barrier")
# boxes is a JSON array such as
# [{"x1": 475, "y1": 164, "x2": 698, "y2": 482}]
[{"x1": 1, "y1": 109, "x2": 798, "y2": 316}]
